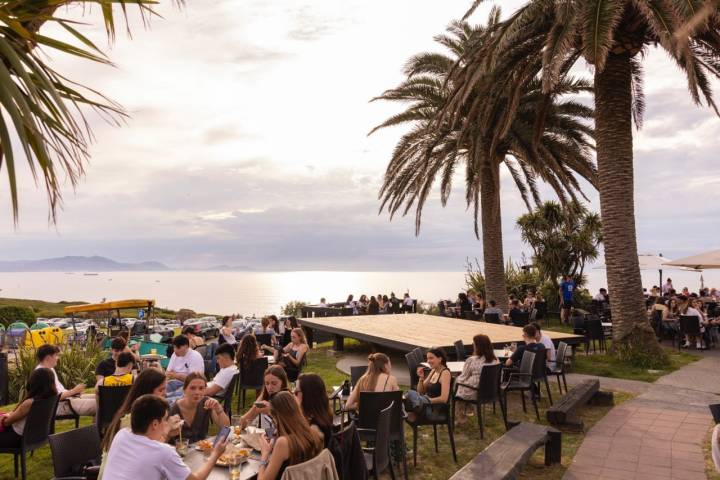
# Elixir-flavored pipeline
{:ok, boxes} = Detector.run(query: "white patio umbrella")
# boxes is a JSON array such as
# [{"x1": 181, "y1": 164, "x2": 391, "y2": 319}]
[
  {"x1": 663, "y1": 249, "x2": 720, "y2": 270},
  {"x1": 595, "y1": 254, "x2": 698, "y2": 289}
]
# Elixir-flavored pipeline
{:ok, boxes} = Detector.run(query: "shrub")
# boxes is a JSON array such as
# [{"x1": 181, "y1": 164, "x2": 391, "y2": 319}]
[
  {"x1": 282, "y1": 301, "x2": 307, "y2": 317},
  {"x1": 0, "y1": 306, "x2": 35, "y2": 328},
  {"x1": 8, "y1": 347, "x2": 37, "y2": 403}
]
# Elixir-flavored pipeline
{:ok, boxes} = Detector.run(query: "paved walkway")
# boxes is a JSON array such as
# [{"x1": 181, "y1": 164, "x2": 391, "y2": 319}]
[{"x1": 564, "y1": 356, "x2": 720, "y2": 480}]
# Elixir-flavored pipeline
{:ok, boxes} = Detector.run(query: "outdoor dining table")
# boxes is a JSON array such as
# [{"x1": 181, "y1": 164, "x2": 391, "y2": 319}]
[{"x1": 183, "y1": 440, "x2": 261, "y2": 480}]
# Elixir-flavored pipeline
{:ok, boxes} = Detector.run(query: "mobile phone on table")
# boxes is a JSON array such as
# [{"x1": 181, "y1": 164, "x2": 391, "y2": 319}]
[{"x1": 214, "y1": 426, "x2": 231, "y2": 447}]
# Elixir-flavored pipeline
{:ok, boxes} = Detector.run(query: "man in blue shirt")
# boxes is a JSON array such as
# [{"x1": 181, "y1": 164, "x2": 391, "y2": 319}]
[{"x1": 559, "y1": 275, "x2": 576, "y2": 324}]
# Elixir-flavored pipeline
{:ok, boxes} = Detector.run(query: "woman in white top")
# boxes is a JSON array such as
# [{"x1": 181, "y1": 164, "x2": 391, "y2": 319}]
[
  {"x1": 680, "y1": 297, "x2": 706, "y2": 349},
  {"x1": 455, "y1": 334, "x2": 499, "y2": 422},
  {"x1": 0, "y1": 368, "x2": 57, "y2": 448},
  {"x1": 344, "y1": 352, "x2": 399, "y2": 411},
  {"x1": 218, "y1": 316, "x2": 237, "y2": 347}
]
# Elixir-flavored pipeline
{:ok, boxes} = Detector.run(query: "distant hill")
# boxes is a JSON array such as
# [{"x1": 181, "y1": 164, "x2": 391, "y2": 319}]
[
  {"x1": 0, "y1": 256, "x2": 170, "y2": 272},
  {"x1": 204, "y1": 265, "x2": 255, "y2": 271}
]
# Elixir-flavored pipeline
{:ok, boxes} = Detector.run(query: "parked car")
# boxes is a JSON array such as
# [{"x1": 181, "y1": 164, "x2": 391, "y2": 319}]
[
  {"x1": 184, "y1": 319, "x2": 219, "y2": 340},
  {"x1": 152, "y1": 322, "x2": 180, "y2": 342}
]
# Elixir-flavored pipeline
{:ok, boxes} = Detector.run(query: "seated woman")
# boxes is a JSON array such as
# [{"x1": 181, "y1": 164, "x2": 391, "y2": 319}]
[
  {"x1": 0, "y1": 368, "x2": 56, "y2": 449},
  {"x1": 218, "y1": 316, "x2": 237, "y2": 347},
  {"x1": 239, "y1": 365, "x2": 289, "y2": 429},
  {"x1": 344, "y1": 352, "x2": 399, "y2": 411},
  {"x1": 257, "y1": 391, "x2": 324, "y2": 480},
  {"x1": 254, "y1": 316, "x2": 277, "y2": 337},
  {"x1": 182, "y1": 326, "x2": 206, "y2": 349},
  {"x1": 454, "y1": 334, "x2": 499, "y2": 422},
  {"x1": 281, "y1": 316, "x2": 299, "y2": 347},
  {"x1": 294, "y1": 374, "x2": 334, "y2": 447},
  {"x1": 97, "y1": 352, "x2": 136, "y2": 387},
  {"x1": 404, "y1": 348, "x2": 451, "y2": 422},
  {"x1": 168, "y1": 372, "x2": 230, "y2": 443},
  {"x1": 264, "y1": 328, "x2": 308, "y2": 382}
]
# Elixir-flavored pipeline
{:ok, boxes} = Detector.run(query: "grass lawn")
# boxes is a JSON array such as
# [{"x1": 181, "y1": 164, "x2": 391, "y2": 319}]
[{"x1": 0, "y1": 341, "x2": 632, "y2": 479}]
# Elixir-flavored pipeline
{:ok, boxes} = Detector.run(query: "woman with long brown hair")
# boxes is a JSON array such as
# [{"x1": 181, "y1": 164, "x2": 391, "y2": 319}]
[
  {"x1": 237, "y1": 334, "x2": 262, "y2": 372},
  {"x1": 455, "y1": 334, "x2": 499, "y2": 422},
  {"x1": 344, "y1": 352, "x2": 399, "y2": 411},
  {"x1": 239, "y1": 365, "x2": 289, "y2": 429},
  {"x1": 294, "y1": 374, "x2": 333, "y2": 447},
  {"x1": 257, "y1": 391, "x2": 323, "y2": 480}
]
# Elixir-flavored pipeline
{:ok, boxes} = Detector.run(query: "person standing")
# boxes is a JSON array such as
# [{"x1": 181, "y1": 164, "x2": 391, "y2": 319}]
[
  {"x1": 559, "y1": 275, "x2": 576, "y2": 325},
  {"x1": 662, "y1": 278, "x2": 674, "y2": 295}
]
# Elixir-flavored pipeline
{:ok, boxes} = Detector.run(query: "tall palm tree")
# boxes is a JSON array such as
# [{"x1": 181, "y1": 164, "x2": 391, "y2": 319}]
[
  {"x1": 371, "y1": 15, "x2": 596, "y2": 311},
  {"x1": 0, "y1": 0, "x2": 176, "y2": 222},
  {"x1": 446, "y1": 1, "x2": 720, "y2": 363}
]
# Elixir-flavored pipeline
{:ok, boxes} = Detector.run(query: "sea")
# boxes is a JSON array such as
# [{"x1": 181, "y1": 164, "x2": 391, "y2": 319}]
[{"x1": 0, "y1": 269, "x2": 717, "y2": 316}]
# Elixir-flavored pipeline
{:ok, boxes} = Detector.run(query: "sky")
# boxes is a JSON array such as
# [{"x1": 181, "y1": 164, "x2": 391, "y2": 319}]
[{"x1": 0, "y1": 0, "x2": 718, "y2": 270}]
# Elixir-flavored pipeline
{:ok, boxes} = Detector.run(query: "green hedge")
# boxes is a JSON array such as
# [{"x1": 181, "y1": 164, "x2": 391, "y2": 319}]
[{"x1": 0, "y1": 306, "x2": 35, "y2": 327}]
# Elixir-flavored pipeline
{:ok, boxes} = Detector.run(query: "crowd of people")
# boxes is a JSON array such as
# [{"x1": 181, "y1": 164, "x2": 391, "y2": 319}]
[{"x1": 316, "y1": 292, "x2": 417, "y2": 315}]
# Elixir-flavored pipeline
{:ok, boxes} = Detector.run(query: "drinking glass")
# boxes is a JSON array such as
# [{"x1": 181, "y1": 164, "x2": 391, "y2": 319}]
[
  {"x1": 228, "y1": 454, "x2": 242, "y2": 480},
  {"x1": 232, "y1": 415, "x2": 243, "y2": 436},
  {"x1": 175, "y1": 439, "x2": 189, "y2": 457}
]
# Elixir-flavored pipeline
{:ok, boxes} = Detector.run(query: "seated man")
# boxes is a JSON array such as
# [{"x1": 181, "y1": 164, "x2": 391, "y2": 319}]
[
  {"x1": 36, "y1": 344, "x2": 96, "y2": 417},
  {"x1": 98, "y1": 352, "x2": 136, "y2": 387},
  {"x1": 483, "y1": 300, "x2": 503, "y2": 318},
  {"x1": 96, "y1": 337, "x2": 128, "y2": 384},
  {"x1": 103, "y1": 394, "x2": 226, "y2": 480},
  {"x1": 505, "y1": 324, "x2": 546, "y2": 368},
  {"x1": 531, "y1": 322, "x2": 556, "y2": 368},
  {"x1": 166, "y1": 335, "x2": 205, "y2": 402},
  {"x1": 507, "y1": 300, "x2": 526, "y2": 326},
  {"x1": 204, "y1": 344, "x2": 238, "y2": 397}
]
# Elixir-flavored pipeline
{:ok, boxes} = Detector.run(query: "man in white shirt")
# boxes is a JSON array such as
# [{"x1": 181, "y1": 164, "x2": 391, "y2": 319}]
[
  {"x1": 532, "y1": 323, "x2": 557, "y2": 368},
  {"x1": 402, "y1": 293, "x2": 415, "y2": 313},
  {"x1": 166, "y1": 335, "x2": 205, "y2": 402},
  {"x1": 104, "y1": 394, "x2": 225, "y2": 480},
  {"x1": 318, "y1": 297, "x2": 328, "y2": 308},
  {"x1": 205, "y1": 344, "x2": 238, "y2": 397},
  {"x1": 662, "y1": 278, "x2": 674, "y2": 295},
  {"x1": 593, "y1": 288, "x2": 608, "y2": 302},
  {"x1": 35, "y1": 344, "x2": 96, "y2": 416}
]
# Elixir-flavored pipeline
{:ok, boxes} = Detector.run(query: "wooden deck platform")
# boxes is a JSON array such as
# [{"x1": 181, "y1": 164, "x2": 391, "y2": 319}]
[{"x1": 301, "y1": 313, "x2": 582, "y2": 352}]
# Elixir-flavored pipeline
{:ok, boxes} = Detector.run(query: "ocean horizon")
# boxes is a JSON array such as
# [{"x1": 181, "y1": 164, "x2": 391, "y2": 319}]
[{"x1": 0, "y1": 269, "x2": 716, "y2": 316}]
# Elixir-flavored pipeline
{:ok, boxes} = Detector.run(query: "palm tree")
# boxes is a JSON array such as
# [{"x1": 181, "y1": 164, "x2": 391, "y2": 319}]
[
  {"x1": 0, "y1": 0, "x2": 176, "y2": 222},
  {"x1": 370, "y1": 15, "x2": 596, "y2": 312},
  {"x1": 445, "y1": 1, "x2": 720, "y2": 363}
]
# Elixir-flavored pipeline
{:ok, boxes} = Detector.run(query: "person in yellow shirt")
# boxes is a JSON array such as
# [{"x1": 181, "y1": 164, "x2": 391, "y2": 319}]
[{"x1": 99, "y1": 352, "x2": 136, "y2": 387}]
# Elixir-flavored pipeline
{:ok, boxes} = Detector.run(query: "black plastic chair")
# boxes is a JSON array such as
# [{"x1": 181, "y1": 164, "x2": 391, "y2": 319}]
[
  {"x1": 54, "y1": 399, "x2": 80, "y2": 430},
  {"x1": 49, "y1": 425, "x2": 102, "y2": 480},
  {"x1": 650, "y1": 309, "x2": 663, "y2": 337},
  {"x1": 453, "y1": 341, "x2": 466, "y2": 361},
  {"x1": 531, "y1": 349, "x2": 553, "y2": 406},
  {"x1": 452, "y1": 363, "x2": 506, "y2": 438},
  {"x1": 0, "y1": 395, "x2": 59, "y2": 480},
  {"x1": 255, "y1": 333, "x2": 273, "y2": 347},
  {"x1": 405, "y1": 379, "x2": 457, "y2": 466},
  {"x1": 535, "y1": 301, "x2": 547, "y2": 323},
  {"x1": 350, "y1": 366, "x2": 367, "y2": 388},
  {"x1": 483, "y1": 313, "x2": 501, "y2": 324},
  {"x1": 502, "y1": 351, "x2": 539, "y2": 420},
  {"x1": 405, "y1": 352, "x2": 420, "y2": 390},
  {"x1": 331, "y1": 421, "x2": 368, "y2": 480},
  {"x1": 96, "y1": 385, "x2": 131, "y2": 438},
  {"x1": 583, "y1": 318, "x2": 606, "y2": 354},
  {"x1": 215, "y1": 373, "x2": 239, "y2": 417},
  {"x1": 358, "y1": 391, "x2": 407, "y2": 479},
  {"x1": 358, "y1": 403, "x2": 395, "y2": 480},
  {"x1": 236, "y1": 357, "x2": 268, "y2": 410},
  {"x1": 412, "y1": 347, "x2": 427, "y2": 365},
  {"x1": 679, "y1": 315, "x2": 702, "y2": 350},
  {"x1": 548, "y1": 342, "x2": 569, "y2": 394}
]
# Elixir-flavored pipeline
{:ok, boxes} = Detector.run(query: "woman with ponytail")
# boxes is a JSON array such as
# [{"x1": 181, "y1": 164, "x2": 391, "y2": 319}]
[{"x1": 344, "y1": 352, "x2": 399, "y2": 411}]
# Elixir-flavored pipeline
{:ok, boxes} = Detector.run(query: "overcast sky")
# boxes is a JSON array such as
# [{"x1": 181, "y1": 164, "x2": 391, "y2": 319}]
[{"x1": 0, "y1": 0, "x2": 717, "y2": 270}]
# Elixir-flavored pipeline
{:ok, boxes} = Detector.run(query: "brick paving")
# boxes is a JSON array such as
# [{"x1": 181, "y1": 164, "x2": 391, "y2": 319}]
[{"x1": 564, "y1": 356, "x2": 720, "y2": 480}]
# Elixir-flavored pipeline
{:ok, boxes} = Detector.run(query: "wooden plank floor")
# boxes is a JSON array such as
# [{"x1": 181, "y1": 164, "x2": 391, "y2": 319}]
[{"x1": 301, "y1": 313, "x2": 582, "y2": 350}]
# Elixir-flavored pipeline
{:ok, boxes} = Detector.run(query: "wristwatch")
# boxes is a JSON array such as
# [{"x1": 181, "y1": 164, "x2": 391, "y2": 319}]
[{"x1": 258, "y1": 459, "x2": 269, "y2": 466}]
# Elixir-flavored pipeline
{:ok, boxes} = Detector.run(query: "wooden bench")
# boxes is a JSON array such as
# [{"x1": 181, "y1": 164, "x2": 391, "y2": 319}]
[
  {"x1": 449, "y1": 422, "x2": 561, "y2": 480},
  {"x1": 546, "y1": 379, "x2": 613, "y2": 430}
]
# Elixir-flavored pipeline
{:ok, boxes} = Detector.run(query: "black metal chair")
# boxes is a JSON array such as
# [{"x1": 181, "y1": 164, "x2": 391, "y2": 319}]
[
  {"x1": 650, "y1": 309, "x2": 663, "y2": 337},
  {"x1": 215, "y1": 373, "x2": 239, "y2": 417},
  {"x1": 531, "y1": 348, "x2": 553, "y2": 406},
  {"x1": 679, "y1": 315, "x2": 702, "y2": 350},
  {"x1": 502, "y1": 351, "x2": 539, "y2": 420},
  {"x1": 583, "y1": 317, "x2": 606, "y2": 354},
  {"x1": 236, "y1": 356, "x2": 268, "y2": 410},
  {"x1": 49, "y1": 425, "x2": 102, "y2": 480},
  {"x1": 405, "y1": 379, "x2": 457, "y2": 466},
  {"x1": 358, "y1": 391, "x2": 407, "y2": 479},
  {"x1": 350, "y1": 366, "x2": 367, "y2": 388},
  {"x1": 510, "y1": 310, "x2": 530, "y2": 327},
  {"x1": 255, "y1": 333, "x2": 273, "y2": 347},
  {"x1": 483, "y1": 313, "x2": 501, "y2": 324},
  {"x1": 453, "y1": 340, "x2": 467, "y2": 361},
  {"x1": 96, "y1": 385, "x2": 131, "y2": 438},
  {"x1": 358, "y1": 402, "x2": 395, "y2": 480},
  {"x1": 548, "y1": 342, "x2": 569, "y2": 394},
  {"x1": 0, "y1": 395, "x2": 59, "y2": 480},
  {"x1": 452, "y1": 363, "x2": 506, "y2": 438},
  {"x1": 535, "y1": 301, "x2": 547, "y2": 323},
  {"x1": 405, "y1": 352, "x2": 420, "y2": 390}
]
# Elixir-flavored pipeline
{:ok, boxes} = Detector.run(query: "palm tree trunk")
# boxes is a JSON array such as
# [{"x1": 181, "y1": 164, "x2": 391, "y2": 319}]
[
  {"x1": 480, "y1": 161, "x2": 509, "y2": 313},
  {"x1": 595, "y1": 53, "x2": 665, "y2": 362}
]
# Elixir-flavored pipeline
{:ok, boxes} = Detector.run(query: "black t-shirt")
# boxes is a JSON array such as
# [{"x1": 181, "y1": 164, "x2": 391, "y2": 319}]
[
  {"x1": 509, "y1": 342, "x2": 546, "y2": 366},
  {"x1": 95, "y1": 357, "x2": 116, "y2": 377}
]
